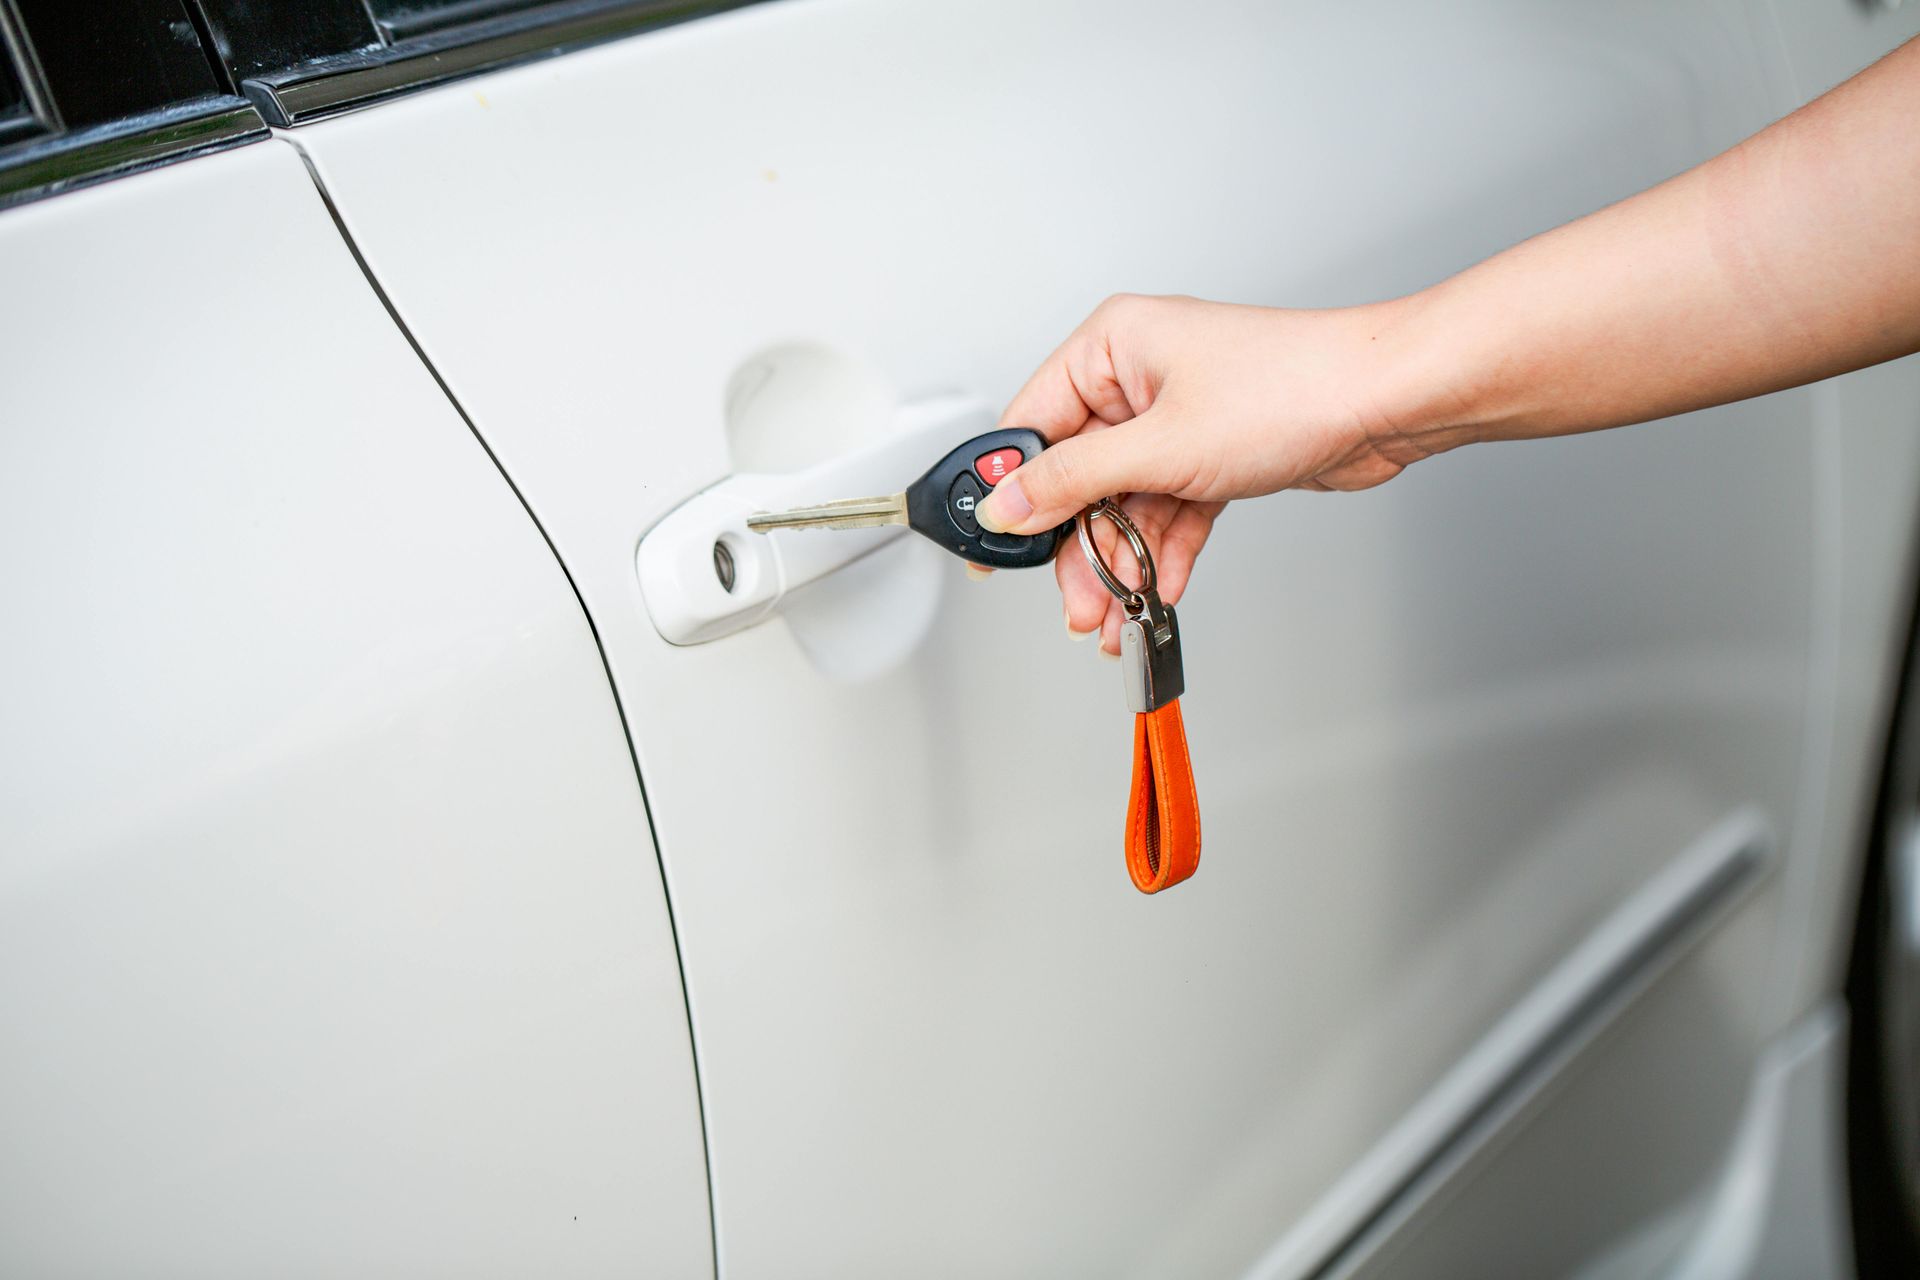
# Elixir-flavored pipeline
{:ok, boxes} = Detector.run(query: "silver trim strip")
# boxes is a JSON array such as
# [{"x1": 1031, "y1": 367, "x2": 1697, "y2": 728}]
[{"x1": 1243, "y1": 810, "x2": 1774, "y2": 1280}]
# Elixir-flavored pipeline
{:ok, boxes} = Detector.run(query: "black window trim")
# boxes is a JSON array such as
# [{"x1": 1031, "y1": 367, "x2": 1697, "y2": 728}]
[
  {"x1": 0, "y1": 96, "x2": 265, "y2": 210},
  {"x1": 239, "y1": 0, "x2": 765, "y2": 127},
  {"x1": 0, "y1": 0, "x2": 769, "y2": 211}
]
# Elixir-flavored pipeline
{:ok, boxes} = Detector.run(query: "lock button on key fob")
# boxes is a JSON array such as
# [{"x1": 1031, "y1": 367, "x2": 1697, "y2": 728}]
[{"x1": 947, "y1": 472, "x2": 983, "y2": 535}]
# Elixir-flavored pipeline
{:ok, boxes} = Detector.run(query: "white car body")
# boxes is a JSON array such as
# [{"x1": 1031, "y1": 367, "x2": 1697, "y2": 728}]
[{"x1": 4, "y1": 1, "x2": 1920, "y2": 1275}]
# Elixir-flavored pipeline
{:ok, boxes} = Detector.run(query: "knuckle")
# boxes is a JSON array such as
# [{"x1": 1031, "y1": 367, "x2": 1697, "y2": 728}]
[
  {"x1": 1095, "y1": 292, "x2": 1145, "y2": 325},
  {"x1": 1099, "y1": 292, "x2": 1184, "y2": 346}
]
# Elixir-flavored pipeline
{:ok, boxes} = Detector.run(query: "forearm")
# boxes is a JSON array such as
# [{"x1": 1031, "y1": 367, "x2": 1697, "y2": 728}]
[{"x1": 1384, "y1": 36, "x2": 1920, "y2": 456}]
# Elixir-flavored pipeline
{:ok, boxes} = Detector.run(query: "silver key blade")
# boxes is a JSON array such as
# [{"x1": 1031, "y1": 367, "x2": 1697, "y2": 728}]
[{"x1": 746, "y1": 493, "x2": 908, "y2": 533}]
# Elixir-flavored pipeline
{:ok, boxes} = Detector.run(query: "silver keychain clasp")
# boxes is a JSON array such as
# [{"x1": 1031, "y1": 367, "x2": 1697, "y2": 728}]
[{"x1": 1076, "y1": 498, "x2": 1186, "y2": 713}]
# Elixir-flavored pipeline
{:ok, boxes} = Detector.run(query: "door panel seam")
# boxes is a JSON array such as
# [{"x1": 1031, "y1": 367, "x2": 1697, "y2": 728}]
[{"x1": 278, "y1": 132, "x2": 721, "y2": 1278}]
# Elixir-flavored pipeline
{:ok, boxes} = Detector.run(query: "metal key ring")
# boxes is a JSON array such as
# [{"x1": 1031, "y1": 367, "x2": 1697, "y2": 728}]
[{"x1": 1076, "y1": 497, "x2": 1157, "y2": 607}]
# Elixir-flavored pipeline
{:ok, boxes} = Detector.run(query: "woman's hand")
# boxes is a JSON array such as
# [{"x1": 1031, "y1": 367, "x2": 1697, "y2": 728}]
[{"x1": 978, "y1": 293, "x2": 1438, "y2": 653}]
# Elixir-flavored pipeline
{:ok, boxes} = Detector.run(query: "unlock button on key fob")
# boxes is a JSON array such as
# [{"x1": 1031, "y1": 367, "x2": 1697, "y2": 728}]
[{"x1": 947, "y1": 471, "x2": 983, "y2": 535}]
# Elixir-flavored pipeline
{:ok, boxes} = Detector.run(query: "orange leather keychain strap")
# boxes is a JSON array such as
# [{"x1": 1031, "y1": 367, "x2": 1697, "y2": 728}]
[
  {"x1": 1076, "y1": 496, "x2": 1201, "y2": 894},
  {"x1": 1126, "y1": 696, "x2": 1200, "y2": 893}
]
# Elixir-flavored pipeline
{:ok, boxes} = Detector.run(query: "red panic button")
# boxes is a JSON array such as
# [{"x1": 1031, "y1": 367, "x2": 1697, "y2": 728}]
[{"x1": 974, "y1": 447, "x2": 1023, "y2": 487}]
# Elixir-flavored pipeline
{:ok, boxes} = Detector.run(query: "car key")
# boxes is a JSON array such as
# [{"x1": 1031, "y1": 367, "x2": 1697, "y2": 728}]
[{"x1": 745, "y1": 427, "x2": 1070, "y2": 569}]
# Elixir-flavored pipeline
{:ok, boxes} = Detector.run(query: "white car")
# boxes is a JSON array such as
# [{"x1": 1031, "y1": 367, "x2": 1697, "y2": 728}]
[{"x1": 6, "y1": 1, "x2": 1920, "y2": 1275}]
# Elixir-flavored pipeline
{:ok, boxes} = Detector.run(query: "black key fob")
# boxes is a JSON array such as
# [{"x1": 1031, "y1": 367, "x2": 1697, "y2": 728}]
[{"x1": 903, "y1": 428, "x2": 1070, "y2": 569}]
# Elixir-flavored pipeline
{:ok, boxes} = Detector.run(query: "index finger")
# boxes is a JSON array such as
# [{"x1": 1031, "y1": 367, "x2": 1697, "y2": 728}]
[
  {"x1": 997, "y1": 340, "x2": 1094, "y2": 445},
  {"x1": 997, "y1": 319, "x2": 1136, "y2": 445}
]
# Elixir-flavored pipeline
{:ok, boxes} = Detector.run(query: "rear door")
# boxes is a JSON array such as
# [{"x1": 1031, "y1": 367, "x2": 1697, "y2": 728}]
[
  {"x1": 283, "y1": 0, "x2": 1841, "y2": 1273},
  {"x1": 0, "y1": 7, "x2": 711, "y2": 1270}
]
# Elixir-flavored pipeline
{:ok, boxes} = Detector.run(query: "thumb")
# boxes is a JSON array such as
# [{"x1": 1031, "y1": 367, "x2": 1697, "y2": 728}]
[{"x1": 978, "y1": 415, "x2": 1175, "y2": 534}]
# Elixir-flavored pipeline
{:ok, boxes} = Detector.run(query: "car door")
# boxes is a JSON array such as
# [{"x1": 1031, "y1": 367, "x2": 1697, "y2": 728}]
[
  {"x1": 0, "y1": 9, "x2": 711, "y2": 1271},
  {"x1": 254, "y1": 0, "x2": 1915, "y2": 1275}
]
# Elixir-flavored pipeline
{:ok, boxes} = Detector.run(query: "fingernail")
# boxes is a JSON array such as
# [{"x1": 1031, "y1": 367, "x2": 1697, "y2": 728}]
[
  {"x1": 1098, "y1": 646, "x2": 1120, "y2": 662},
  {"x1": 977, "y1": 473, "x2": 1030, "y2": 533},
  {"x1": 1065, "y1": 608, "x2": 1095, "y2": 641},
  {"x1": 965, "y1": 564, "x2": 993, "y2": 582}
]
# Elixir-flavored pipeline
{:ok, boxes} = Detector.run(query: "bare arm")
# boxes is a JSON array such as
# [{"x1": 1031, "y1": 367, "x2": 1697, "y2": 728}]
[
  {"x1": 979, "y1": 38, "x2": 1920, "y2": 652},
  {"x1": 1390, "y1": 34, "x2": 1920, "y2": 456}
]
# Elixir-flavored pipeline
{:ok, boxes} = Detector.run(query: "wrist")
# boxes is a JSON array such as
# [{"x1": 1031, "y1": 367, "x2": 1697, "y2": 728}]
[{"x1": 1359, "y1": 281, "x2": 1516, "y2": 463}]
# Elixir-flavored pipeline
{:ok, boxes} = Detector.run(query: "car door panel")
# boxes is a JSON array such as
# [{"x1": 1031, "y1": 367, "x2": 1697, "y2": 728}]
[
  {"x1": 288, "y1": 0, "x2": 1845, "y2": 1272},
  {"x1": 0, "y1": 142, "x2": 711, "y2": 1276}
]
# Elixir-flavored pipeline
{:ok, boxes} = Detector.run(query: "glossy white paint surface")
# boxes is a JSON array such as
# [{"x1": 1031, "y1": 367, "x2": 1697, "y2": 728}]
[
  {"x1": 285, "y1": 0, "x2": 1885, "y2": 1272},
  {"x1": 0, "y1": 145, "x2": 711, "y2": 1275}
]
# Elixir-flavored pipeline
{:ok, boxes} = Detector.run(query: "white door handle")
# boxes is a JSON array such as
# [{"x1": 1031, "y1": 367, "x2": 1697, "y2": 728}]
[{"x1": 636, "y1": 394, "x2": 992, "y2": 645}]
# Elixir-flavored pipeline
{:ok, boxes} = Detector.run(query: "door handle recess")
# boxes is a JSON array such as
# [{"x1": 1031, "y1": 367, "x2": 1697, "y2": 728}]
[{"x1": 637, "y1": 394, "x2": 992, "y2": 645}]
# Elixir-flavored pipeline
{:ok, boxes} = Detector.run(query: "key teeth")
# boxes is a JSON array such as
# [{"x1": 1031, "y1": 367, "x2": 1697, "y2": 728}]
[{"x1": 740, "y1": 494, "x2": 910, "y2": 532}]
